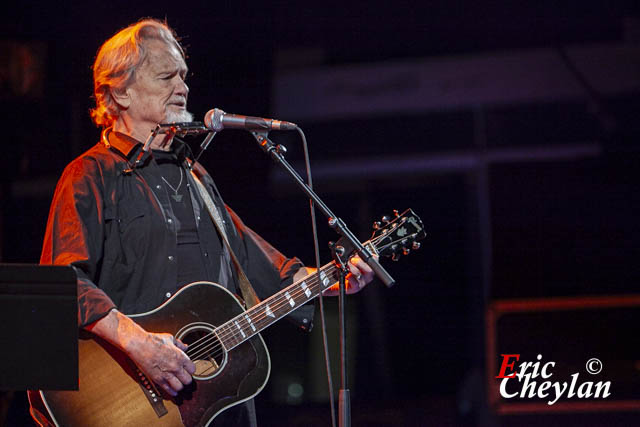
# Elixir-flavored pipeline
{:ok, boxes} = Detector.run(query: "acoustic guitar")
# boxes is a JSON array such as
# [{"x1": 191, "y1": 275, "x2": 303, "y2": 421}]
[{"x1": 39, "y1": 209, "x2": 426, "y2": 426}]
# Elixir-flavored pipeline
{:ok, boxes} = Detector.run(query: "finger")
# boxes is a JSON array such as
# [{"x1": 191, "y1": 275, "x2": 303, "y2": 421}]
[
  {"x1": 183, "y1": 359, "x2": 196, "y2": 375},
  {"x1": 350, "y1": 257, "x2": 374, "y2": 281},
  {"x1": 166, "y1": 373, "x2": 184, "y2": 393},
  {"x1": 346, "y1": 276, "x2": 360, "y2": 293},
  {"x1": 162, "y1": 382, "x2": 178, "y2": 397},
  {"x1": 167, "y1": 347, "x2": 195, "y2": 379},
  {"x1": 347, "y1": 263, "x2": 363, "y2": 281},
  {"x1": 157, "y1": 377, "x2": 178, "y2": 397},
  {"x1": 347, "y1": 264, "x2": 365, "y2": 290},
  {"x1": 173, "y1": 337, "x2": 188, "y2": 351},
  {"x1": 175, "y1": 366, "x2": 193, "y2": 385},
  {"x1": 174, "y1": 348, "x2": 196, "y2": 375},
  {"x1": 345, "y1": 270, "x2": 363, "y2": 294},
  {"x1": 167, "y1": 336, "x2": 193, "y2": 369},
  {"x1": 351, "y1": 256, "x2": 373, "y2": 274}
]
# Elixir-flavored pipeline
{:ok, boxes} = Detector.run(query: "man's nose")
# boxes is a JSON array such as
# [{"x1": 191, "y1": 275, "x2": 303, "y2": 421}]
[{"x1": 176, "y1": 78, "x2": 189, "y2": 97}]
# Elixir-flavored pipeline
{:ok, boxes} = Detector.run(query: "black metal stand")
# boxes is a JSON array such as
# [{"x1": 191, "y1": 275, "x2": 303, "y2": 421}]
[
  {"x1": 250, "y1": 131, "x2": 395, "y2": 287},
  {"x1": 250, "y1": 130, "x2": 396, "y2": 427},
  {"x1": 331, "y1": 246, "x2": 351, "y2": 427}
]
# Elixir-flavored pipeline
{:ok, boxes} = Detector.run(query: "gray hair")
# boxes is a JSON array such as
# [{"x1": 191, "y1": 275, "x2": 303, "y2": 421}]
[{"x1": 90, "y1": 18, "x2": 185, "y2": 127}]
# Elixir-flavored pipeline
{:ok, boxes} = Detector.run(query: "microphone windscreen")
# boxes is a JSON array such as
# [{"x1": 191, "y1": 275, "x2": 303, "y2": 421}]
[{"x1": 204, "y1": 108, "x2": 225, "y2": 131}]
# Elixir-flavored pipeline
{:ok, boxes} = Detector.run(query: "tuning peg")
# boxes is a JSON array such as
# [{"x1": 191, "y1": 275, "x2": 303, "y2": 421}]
[
  {"x1": 381, "y1": 215, "x2": 391, "y2": 224},
  {"x1": 393, "y1": 209, "x2": 400, "y2": 217},
  {"x1": 392, "y1": 253, "x2": 401, "y2": 261},
  {"x1": 402, "y1": 248, "x2": 410, "y2": 256},
  {"x1": 412, "y1": 242, "x2": 421, "y2": 250},
  {"x1": 373, "y1": 221, "x2": 382, "y2": 230}
]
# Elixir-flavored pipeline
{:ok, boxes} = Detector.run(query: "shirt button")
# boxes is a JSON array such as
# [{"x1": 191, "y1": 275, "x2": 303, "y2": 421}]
[
  {"x1": 204, "y1": 251, "x2": 209, "y2": 257},
  {"x1": 167, "y1": 218, "x2": 173, "y2": 224},
  {"x1": 156, "y1": 184, "x2": 162, "y2": 190},
  {"x1": 165, "y1": 292, "x2": 172, "y2": 298},
  {"x1": 197, "y1": 216, "x2": 201, "y2": 221},
  {"x1": 168, "y1": 255, "x2": 174, "y2": 261}
]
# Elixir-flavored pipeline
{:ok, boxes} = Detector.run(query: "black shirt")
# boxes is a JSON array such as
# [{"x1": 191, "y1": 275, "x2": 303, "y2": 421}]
[
  {"x1": 153, "y1": 149, "x2": 221, "y2": 286},
  {"x1": 40, "y1": 131, "x2": 314, "y2": 330}
]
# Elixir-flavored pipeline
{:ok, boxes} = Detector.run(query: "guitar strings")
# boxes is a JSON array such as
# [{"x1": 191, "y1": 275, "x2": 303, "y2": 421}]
[
  {"x1": 186, "y1": 278, "x2": 323, "y2": 362},
  {"x1": 211, "y1": 231, "x2": 408, "y2": 346},
  {"x1": 185, "y1": 233, "x2": 404, "y2": 362},
  {"x1": 197, "y1": 261, "x2": 336, "y2": 348},
  {"x1": 186, "y1": 263, "x2": 335, "y2": 361},
  {"x1": 215, "y1": 264, "x2": 335, "y2": 340},
  {"x1": 185, "y1": 235, "x2": 402, "y2": 362},
  {"x1": 184, "y1": 232, "x2": 408, "y2": 363},
  {"x1": 185, "y1": 265, "x2": 335, "y2": 362},
  {"x1": 214, "y1": 261, "x2": 339, "y2": 339}
]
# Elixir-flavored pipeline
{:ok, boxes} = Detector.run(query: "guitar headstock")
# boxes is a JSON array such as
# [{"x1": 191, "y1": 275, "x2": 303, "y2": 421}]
[{"x1": 370, "y1": 209, "x2": 427, "y2": 261}]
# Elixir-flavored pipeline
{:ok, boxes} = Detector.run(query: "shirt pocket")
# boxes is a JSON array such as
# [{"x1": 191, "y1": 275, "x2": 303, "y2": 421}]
[
  {"x1": 115, "y1": 203, "x2": 150, "y2": 262},
  {"x1": 117, "y1": 203, "x2": 147, "y2": 233}
]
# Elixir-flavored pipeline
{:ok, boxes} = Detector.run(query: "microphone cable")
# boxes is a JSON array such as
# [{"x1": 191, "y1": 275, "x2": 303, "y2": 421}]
[{"x1": 296, "y1": 125, "x2": 337, "y2": 427}]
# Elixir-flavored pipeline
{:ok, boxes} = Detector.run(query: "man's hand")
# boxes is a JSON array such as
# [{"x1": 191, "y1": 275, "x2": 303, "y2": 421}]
[
  {"x1": 125, "y1": 331, "x2": 196, "y2": 397},
  {"x1": 296, "y1": 256, "x2": 376, "y2": 296},
  {"x1": 86, "y1": 309, "x2": 196, "y2": 397}
]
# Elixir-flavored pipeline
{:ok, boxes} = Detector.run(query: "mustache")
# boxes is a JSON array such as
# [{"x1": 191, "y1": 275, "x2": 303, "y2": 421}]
[{"x1": 167, "y1": 98, "x2": 187, "y2": 106}]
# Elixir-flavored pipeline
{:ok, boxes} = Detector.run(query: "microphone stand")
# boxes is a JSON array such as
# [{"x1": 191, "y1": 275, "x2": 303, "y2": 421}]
[
  {"x1": 330, "y1": 243, "x2": 351, "y2": 427},
  {"x1": 250, "y1": 130, "x2": 395, "y2": 287},
  {"x1": 250, "y1": 130, "x2": 395, "y2": 427}
]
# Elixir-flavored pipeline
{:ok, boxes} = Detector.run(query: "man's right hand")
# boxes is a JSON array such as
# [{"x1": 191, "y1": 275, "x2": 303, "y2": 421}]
[{"x1": 86, "y1": 309, "x2": 196, "y2": 397}]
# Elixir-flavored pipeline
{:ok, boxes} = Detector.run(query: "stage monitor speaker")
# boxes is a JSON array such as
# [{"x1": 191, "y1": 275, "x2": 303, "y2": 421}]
[{"x1": 0, "y1": 264, "x2": 78, "y2": 390}]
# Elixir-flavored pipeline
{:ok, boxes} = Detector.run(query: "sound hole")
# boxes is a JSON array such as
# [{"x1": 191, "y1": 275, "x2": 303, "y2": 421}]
[{"x1": 176, "y1": 323, "x2": 226, "y2": 380}]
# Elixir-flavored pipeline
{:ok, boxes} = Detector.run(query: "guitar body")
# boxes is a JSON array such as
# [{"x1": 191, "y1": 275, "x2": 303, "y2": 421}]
[{"x1": 41, "y1": 282, "x2": 270, "y2": 427}]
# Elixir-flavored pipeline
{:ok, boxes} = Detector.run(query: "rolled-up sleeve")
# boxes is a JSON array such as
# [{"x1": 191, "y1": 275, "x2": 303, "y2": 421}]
[{"x1": 40, "y1": 157, "x2": 116, "y2": 327}]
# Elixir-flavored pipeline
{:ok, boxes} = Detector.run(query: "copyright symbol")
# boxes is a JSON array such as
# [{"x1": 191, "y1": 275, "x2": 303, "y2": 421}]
[{"x1": 586, "y1": 358, "x2": 603, "y2": 375}]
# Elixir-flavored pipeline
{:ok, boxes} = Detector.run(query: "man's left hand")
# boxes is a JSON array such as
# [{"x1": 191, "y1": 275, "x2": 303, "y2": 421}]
[
  {"x1": 295, "y1": 256, "x2": 376, "y2": 296},
  {"x1": 322, "y1": 256, "x2": 376, "y2": 296}
]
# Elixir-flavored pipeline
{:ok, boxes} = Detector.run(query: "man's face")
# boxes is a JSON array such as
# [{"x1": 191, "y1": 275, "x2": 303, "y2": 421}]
[{"x1": 124, "y1": 39, "x2": 192, "y2": 131}]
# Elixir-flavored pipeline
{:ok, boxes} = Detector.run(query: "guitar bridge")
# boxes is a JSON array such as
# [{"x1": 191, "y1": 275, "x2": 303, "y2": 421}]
[{"x1": 133, "y1": 366, "x2": 168, "y2": 418}]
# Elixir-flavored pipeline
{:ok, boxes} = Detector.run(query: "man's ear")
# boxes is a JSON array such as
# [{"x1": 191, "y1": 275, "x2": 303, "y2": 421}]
[{"x1": 110, "y1": 86, "x2": 131, "y2": 109}]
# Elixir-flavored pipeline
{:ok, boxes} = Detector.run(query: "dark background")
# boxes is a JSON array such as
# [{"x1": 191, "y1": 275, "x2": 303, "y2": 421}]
[{"x1": 1, "y1": 1, "x2": 640, "y2": 426}]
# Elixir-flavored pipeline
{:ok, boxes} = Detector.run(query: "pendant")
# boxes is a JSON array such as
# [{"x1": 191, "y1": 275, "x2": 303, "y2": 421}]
[{"x1": 171, "y1": 194, "x2": 183, "y2": 202}]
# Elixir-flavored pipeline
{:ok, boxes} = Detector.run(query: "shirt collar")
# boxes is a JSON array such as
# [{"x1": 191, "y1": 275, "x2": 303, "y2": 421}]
[
  {"x1": 106, "y1": 130, "x2": 144, "y2": 160},
  {"x1": 105, "y1": 129, "x2": 191, "y2": 165}
]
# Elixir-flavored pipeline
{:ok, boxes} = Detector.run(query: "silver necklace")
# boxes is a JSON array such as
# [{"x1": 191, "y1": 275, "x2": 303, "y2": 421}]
[{"x1": 161, "y1": 168, "x2": 184, "y2": 202}]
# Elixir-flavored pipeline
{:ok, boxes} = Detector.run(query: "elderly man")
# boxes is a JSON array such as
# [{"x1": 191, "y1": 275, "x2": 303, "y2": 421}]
[{"x1": 29, "y1": 18, "x2": 373, "y2": 426}]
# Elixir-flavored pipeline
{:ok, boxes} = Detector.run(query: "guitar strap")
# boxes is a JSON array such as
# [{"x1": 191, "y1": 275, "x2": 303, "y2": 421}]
[{"x1": 190, "y1": 170, "x2": 261, "y2": 309}]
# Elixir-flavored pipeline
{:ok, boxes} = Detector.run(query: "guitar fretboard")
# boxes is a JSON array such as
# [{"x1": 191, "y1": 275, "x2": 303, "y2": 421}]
[{"x1": 213, "y1": 262, "x2": 341, "y2": 350}]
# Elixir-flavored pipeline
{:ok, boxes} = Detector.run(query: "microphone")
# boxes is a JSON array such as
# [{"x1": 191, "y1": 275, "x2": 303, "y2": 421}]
[{"x1": 204, "y1": 108, "x2": 297, "y2": 132}]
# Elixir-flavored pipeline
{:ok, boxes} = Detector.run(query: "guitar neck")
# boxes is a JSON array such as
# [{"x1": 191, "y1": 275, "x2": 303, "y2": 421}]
[
  {"x1": 211, "y1": 208, "x2": 426, "y2": 352},
  {"x1": 214, "y1": 261, "x2": 341, "y2": 351}
]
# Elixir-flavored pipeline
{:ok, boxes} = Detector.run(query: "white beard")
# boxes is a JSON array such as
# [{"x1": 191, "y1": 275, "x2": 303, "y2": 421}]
[{"x1": 164, "y1": 109, "x2": 194, "y2": 123}]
